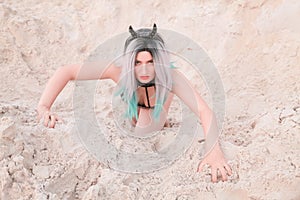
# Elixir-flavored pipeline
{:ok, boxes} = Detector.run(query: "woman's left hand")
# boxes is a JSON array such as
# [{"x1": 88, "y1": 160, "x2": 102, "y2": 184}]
[{"x1": 197, "y1": 142, "x2": 232, "y2": 183}]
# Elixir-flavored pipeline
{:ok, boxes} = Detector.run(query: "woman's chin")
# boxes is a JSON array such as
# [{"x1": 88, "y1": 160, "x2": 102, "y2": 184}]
[
  {"x1": 138, "y1": 77, "x2": 150, "y2": 83},
  {"x1": 139, "y1": 80, "x2": 149, "y2": 84}
]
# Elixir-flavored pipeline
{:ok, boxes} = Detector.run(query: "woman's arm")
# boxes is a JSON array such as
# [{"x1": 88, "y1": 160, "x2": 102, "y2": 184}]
[
  {"x1": 37, "y1": 62, "x2": 120, "y2": 128},
  {"x1": 171, "y1": 69, "x2": 232, "y2": 182},
  {"x1": 171, "y1": 69, "x2": 214, "y2": 139}
]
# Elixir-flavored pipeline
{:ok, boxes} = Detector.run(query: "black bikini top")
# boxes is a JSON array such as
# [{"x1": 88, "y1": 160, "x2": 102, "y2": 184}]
[{"x1": 137, "y1": 80, "x2": 155, "y2": 109}]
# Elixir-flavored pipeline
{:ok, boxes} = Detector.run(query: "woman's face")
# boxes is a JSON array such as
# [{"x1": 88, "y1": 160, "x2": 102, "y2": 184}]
[{"x1": 134, "y1": 51, "x2": 155, "y2": 84}]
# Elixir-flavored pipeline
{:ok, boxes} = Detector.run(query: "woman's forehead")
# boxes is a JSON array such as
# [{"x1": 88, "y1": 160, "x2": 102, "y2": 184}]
[{"x1": 136, "y1": 51, "x2": 153, "y2": 60}]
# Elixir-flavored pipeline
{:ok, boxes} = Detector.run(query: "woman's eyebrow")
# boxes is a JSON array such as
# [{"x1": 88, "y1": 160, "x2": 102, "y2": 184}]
[{"x1": 136, "y1": 59, "x2": 153, "y2": 63}]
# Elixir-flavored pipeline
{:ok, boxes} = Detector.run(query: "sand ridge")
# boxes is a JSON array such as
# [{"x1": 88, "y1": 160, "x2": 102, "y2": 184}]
[{"x1": 0, "y1": 0, "x2": 299, "y2": 199}]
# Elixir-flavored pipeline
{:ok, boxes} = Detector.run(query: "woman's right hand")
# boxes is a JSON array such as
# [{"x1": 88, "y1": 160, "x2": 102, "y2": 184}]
[{"x1": 37, "y1": 105, "x2": 60, "y2": 128}]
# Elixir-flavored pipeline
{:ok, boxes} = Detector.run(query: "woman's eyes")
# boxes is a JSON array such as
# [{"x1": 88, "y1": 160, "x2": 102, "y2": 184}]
[{"x1": 135, "y1": 61, "x2": 153, "y2": 66}]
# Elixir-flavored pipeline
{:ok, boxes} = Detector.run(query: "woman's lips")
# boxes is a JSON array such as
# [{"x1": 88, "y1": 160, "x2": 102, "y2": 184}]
[{"x1": 140, "y1": 76, "x2": 149, "y2": 80}]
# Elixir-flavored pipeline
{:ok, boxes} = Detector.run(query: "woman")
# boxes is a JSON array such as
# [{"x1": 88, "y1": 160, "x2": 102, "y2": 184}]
[{"x1": 37, "y1": 24, "x2": 232, "y2": 182}]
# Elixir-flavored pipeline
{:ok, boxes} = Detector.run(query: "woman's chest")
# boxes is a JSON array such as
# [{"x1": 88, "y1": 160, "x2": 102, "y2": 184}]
[{"x1": 136, "y1": 86, "x2": 156, "y2": 107}]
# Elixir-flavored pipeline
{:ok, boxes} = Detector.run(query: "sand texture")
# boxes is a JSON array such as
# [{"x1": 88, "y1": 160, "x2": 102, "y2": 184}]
[{"x1": 0, "y1": 0, "x2": 299, "y2": 199}]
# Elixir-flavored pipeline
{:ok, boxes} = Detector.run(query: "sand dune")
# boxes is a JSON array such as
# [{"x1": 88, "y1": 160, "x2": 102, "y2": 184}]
[{"x1": 0, "y1": 0, "x2": 299, "y2": 199}]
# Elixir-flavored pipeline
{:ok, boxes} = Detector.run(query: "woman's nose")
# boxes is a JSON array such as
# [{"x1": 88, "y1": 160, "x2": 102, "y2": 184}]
[{"x1": 140, "y1": 64, "x2": 147, "y2": 74}]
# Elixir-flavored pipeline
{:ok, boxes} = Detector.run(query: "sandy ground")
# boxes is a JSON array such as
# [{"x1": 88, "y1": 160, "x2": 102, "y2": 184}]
[{"x1": 0, "y1": 0, "x2": 300, "y2": 199}]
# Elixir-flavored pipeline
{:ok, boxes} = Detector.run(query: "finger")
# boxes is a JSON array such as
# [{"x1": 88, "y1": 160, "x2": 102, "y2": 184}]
[
  {"x1": 219, "y1": 167, "x2": 228, "y2": 181},
  {"x1": 49, "y1": 115, "x2": 56, "y2": 128},
  {"x1": 211, "y1": 167, "x2": 218, "y2": 183},
  {"x1": 197, "y1": 162, "x2": 205, "y2": 172},
  {"x1": 43, "y1": 113, "x2": 50, "y2": 127},
  {"x1": 224, "y1": 164, "x2": 232, "y2": 176}
]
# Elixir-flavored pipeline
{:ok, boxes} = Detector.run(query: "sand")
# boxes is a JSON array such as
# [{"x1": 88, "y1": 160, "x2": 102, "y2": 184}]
[{"x1": 0, "y1": 0, "x2": 299, "y2": 199}]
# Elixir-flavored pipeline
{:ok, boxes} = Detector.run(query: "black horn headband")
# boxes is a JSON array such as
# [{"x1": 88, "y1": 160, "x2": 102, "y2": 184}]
[
  {"x1": 129, "y1": 23, "x2": 157, "y2": 39},
  {"x1": 129, "y1": 25, "x2": 138, "y2": 38}
]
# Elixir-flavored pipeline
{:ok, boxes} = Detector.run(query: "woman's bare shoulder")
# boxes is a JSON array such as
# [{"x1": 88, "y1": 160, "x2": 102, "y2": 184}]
[
  {"x1": 170, "y1": 69, "x2": 193, "y2": 94},
  {"x1": 104, "y1": 63, "x2": 121, "y2": 83},
  {"x1": 171, "y1": 69, "x2": 188, "y2": 85},
  {"x1": 71, "y1": 61, "x2": 121, "y2": 82}
]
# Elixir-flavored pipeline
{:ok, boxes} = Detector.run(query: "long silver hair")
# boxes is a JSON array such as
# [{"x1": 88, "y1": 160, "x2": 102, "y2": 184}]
[{"x1": 118, "y1": 24, "x2": 173, "y2": 120}]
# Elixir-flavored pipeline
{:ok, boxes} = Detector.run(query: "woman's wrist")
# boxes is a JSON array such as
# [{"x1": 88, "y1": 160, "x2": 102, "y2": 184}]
[
  {"x1": 37, "y1": 103, "x2": 49, "y2": 109},
  {"x1": 37, "y1": 104, "x2": 50, "y2": 114},
  {"x1": 204, "y1": 138, "x2": 220, "y2": 153}
]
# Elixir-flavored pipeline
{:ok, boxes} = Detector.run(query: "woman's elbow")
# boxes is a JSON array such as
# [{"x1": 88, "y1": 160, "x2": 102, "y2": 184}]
[{"x1": 56, "y1": 64, "x2": 79, "y2": 81}]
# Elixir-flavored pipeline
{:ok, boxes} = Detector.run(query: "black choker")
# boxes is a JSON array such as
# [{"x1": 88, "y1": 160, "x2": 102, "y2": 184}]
[{"x1": 137, "y1": 79, "x2": 155, "y2": 87}]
